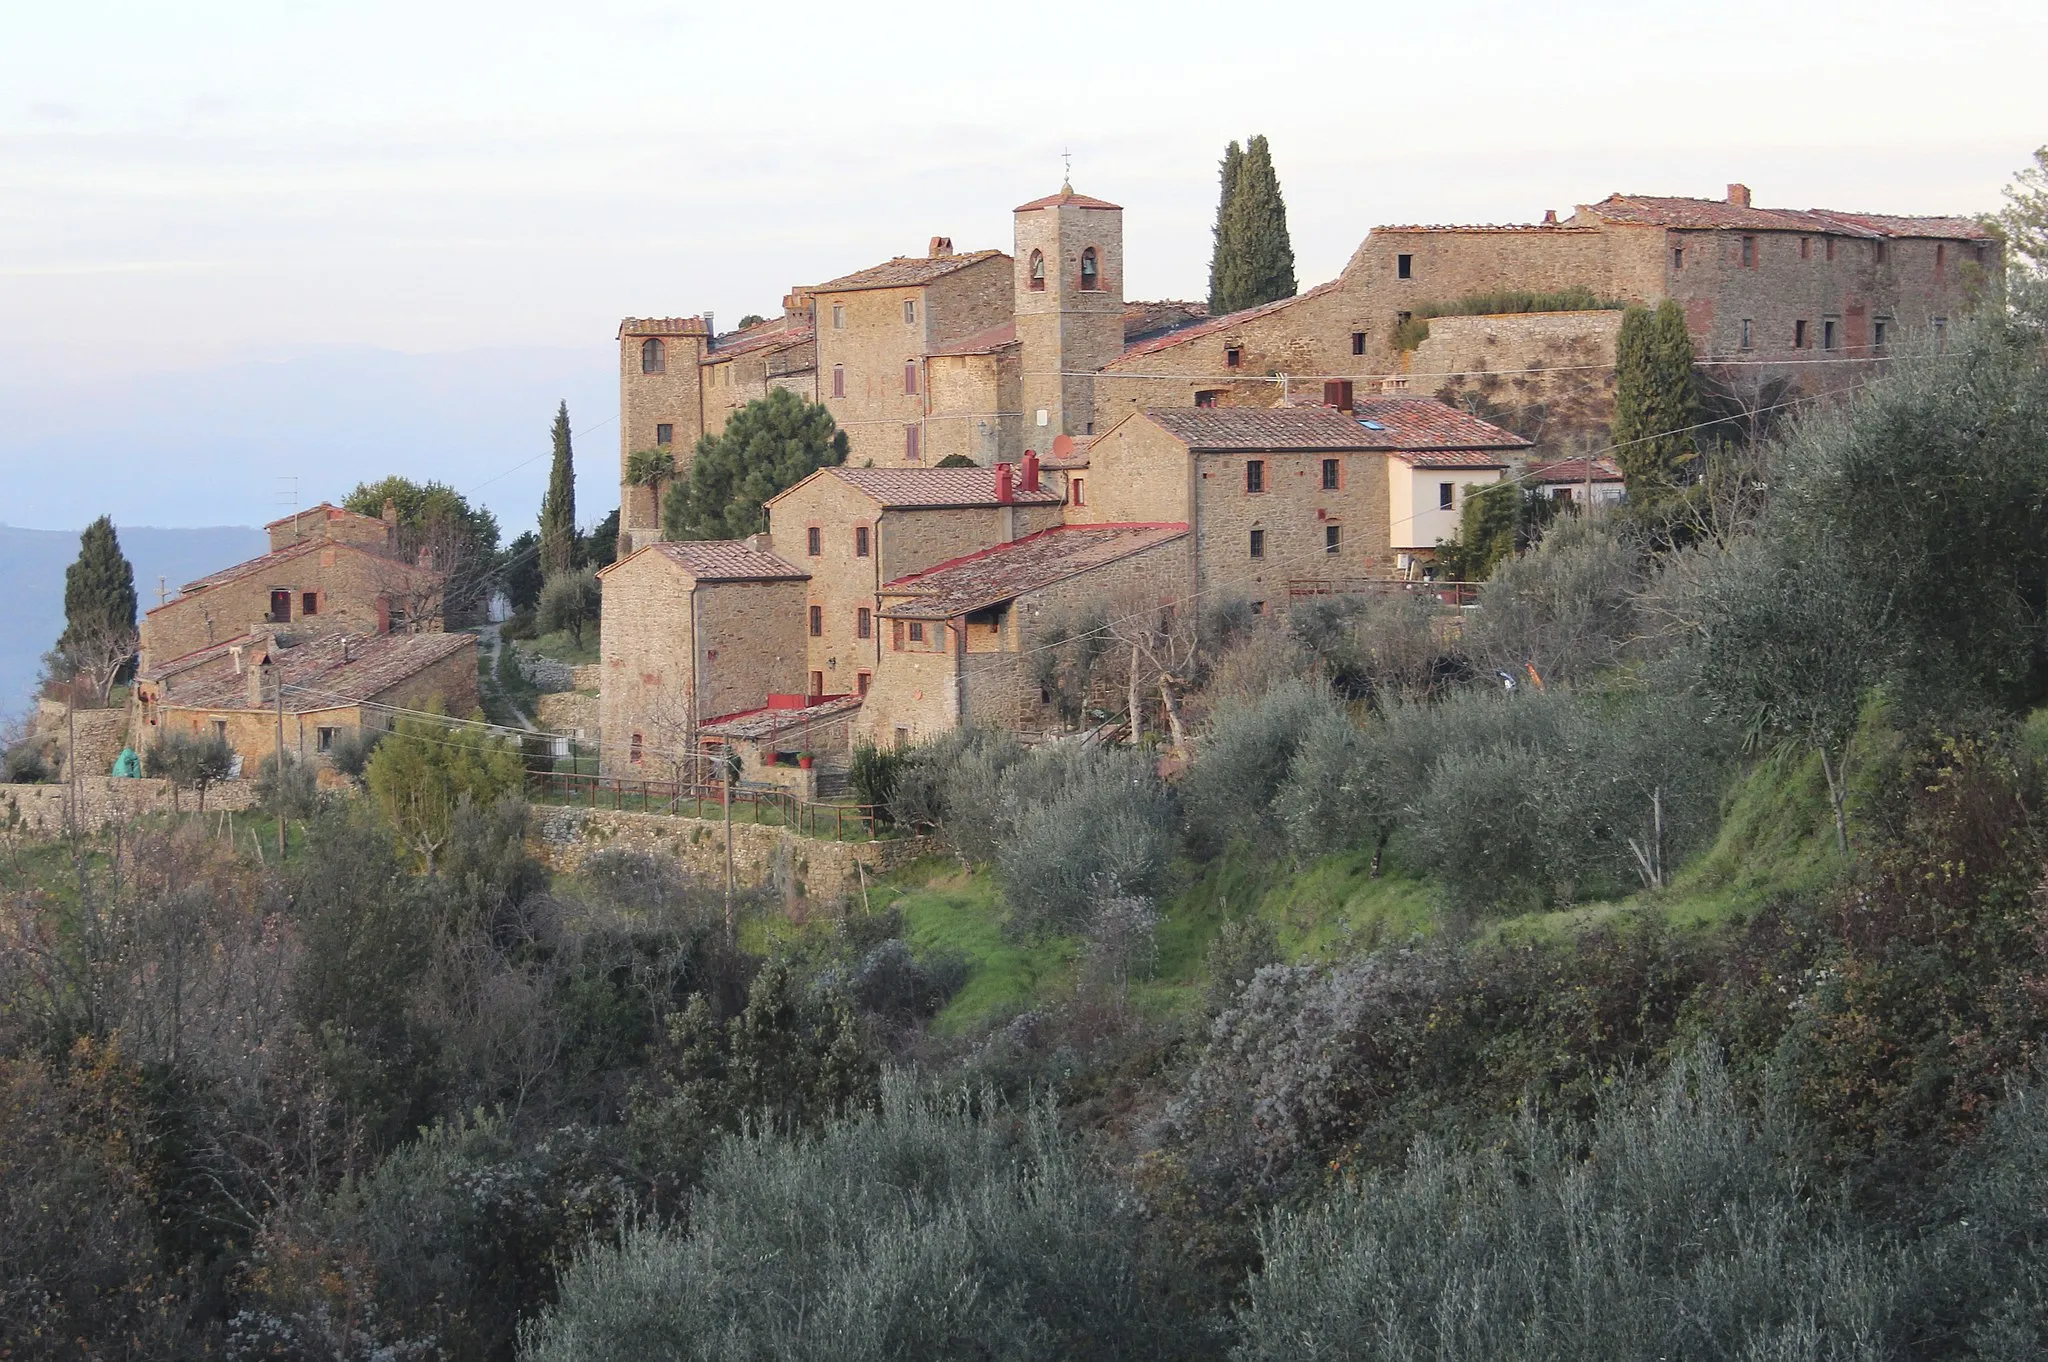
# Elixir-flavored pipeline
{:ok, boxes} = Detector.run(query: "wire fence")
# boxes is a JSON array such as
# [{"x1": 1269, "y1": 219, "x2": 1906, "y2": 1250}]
[
  {"x1": 525, "y1": 770, "x2": 895, "y2": 843},
  {"x1": 1286, "y1": 577, "x2": 1484, "y2": 607}
]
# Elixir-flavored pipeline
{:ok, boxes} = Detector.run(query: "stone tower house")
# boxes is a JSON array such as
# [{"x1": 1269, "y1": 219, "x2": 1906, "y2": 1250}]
[{"x1": 1013, "y1": 185, "x2": 1124, "y2": 454}]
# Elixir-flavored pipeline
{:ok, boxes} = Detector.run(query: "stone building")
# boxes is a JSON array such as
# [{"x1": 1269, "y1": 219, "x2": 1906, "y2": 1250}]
[
  {"x1": 761, "y1": 465, "x2": 1064, "y2": 703},
  {"x1": 861, "y1": 522, "x2": 1191, "y2": 747},
  {"x1": 595, "y1": 539, "x2": 811, "y2": 778},
  {"x1": 136, "y1": 629, "x2": 477, "y2": 769},
  {"x1": 140, "y1": 534, "x2": 442, "y2": 671},
  {"x1": 264, "y1": 501, "x2": 397, "y2": 554}
]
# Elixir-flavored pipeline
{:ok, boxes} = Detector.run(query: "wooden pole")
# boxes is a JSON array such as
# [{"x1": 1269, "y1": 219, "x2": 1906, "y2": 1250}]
[
  {"x1": 722, "y1": 760, "x2": 735, "y2": 947},
  {"x1": 274, "y1": 667, "x2": 286, "y2": 860}
]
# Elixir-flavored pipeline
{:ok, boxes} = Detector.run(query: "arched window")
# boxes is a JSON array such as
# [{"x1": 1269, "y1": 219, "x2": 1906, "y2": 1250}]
[
  {"x1": 1028, "y1": 250, "x2": 1046, "y2": 292},
  {"x1": 641, "y1": 337, "x2": 665, "y2": 374},
  {"x1": 1080, "y1": 247, "x2": 1099, "y2": 291}
]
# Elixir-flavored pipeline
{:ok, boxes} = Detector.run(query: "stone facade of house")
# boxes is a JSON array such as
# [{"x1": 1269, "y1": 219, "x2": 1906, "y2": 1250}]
[{"x1": 265, "y1": 502, "x2": 397, "y2": 554}]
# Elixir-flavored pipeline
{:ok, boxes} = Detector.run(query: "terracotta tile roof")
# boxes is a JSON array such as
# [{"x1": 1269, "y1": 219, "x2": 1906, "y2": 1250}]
[
  {"x1": 1111, "y1": 281, "x2": 1341, "y2": 365},
  {"x1": 708, "y1": 316, "x2": 814, "y2": 359},
  {"x1": 157, "y1": 630, "x2": 474, "y2": 714},
  {"x1": 806, "y1": 466, "x2": 1063, "y2": 509},
  {"x1": 699, "y1": 693, "x2": 863, "y2": 740},
  {"x1": 162, "y1": 536, "x2": 423, "y2": 603},
  {"x1": 1124, "y1": 299, "x2": 1210, "y2": 344},
  {"x1": 1525, "y1": 456, "x2": 1623, "y2": 483},
  {"x1": 880, "y1": 523, "x2": 1187, "y2": 619},
  {"x1": 1387, "y1": 448, "x2": 1515, "y2": 470},
  {"x1": 1345, "y1": 398, "x2": 1534, "y2": 451},
  {"x1": 263, "y1": 502, "x2": 386, "y2": 532},
  {"x1": 930, "y1": 321, "x2": 1017, "y2": 357},
  {"x1": 809, "y1": 249, "x2": 1006, "y2": 294},
  {"x1": 605, "y1": 540, "x2": 809, "y2": 583},
  {"x1": 140, "y1": 631, "x2": 267, "y2": 680},
  {"x1": 1583, "y1": 194, "x2": 1993, "y2": 240},
  {"x1": 1804, "y1": 209, "x2": 1996, "y2": 241},
  {"x1": 1013, "y1": 185, "x2": 1122, "y2": 212},
  {"x1": 619, "y1": 317, "x2": 711, "y2": 337},
  {"x1": 1373, "y1": 222, "x2": 1597, "y2": 234}
]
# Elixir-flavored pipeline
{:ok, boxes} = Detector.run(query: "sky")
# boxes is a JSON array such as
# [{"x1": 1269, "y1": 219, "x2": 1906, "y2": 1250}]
[{"x1": 1, "y1": 0, "x2": 2043, "y2": 532}]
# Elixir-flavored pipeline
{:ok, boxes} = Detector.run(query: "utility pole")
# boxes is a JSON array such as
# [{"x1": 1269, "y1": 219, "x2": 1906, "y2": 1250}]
[
  {"x1": 274, "y1": 667, "x2": 286, "y2": 860},
  {"x1": 722, "y1": 753, "x2": 736, "y2": 947}
]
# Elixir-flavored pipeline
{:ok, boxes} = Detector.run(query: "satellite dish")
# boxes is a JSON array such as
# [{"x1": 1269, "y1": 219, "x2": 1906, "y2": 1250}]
[{"x1": 1050, "y1": 434, "x2": 1075, "y2": 457}]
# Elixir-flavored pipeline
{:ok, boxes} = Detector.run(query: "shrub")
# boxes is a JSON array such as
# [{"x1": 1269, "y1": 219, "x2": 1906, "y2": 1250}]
[
  {"x1": 1182, "y1": 681, "x2": 1341, "y2": 857},
  {"x1": 253, "y1": 751, "x2": 320, "y2": 821},
  {"x1": 3, "y1": 740, "x2": 49, "y2": 784},
  {"x1": 537, "y1": 567, "x2": 602, "y2": 648},
  {"x1": 997, "y1": 750, "x2": 1175, "y2": 935},
  {"x1": 848, "y1": 740, "x2": 906, "y2": 819},
  {"x1": 144, "y1": 729, "x2": 235, "y2": 811},
  {"x1": 324, "y1": 724, "x2": 383, "y2": 779},
  {"x1": 1465, "y1": 512, "x2": 1643, "y2": 686}
]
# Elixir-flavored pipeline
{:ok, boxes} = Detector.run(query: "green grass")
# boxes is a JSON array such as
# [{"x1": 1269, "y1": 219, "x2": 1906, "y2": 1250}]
[
  {"x1": 525, "y1": 630, "x2": 600, "y2": 666},
  {"x1": 884, "y1": 861, "x2": 1076, "y2": 1033}
]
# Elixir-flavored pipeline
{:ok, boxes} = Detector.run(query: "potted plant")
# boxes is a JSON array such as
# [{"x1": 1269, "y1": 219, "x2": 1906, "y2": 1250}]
[{"x1": 797, "y1": 751, "x2": 815, "y2": 770}]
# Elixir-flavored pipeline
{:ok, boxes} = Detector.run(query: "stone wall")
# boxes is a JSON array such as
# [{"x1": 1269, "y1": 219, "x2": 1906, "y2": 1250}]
[
  {"x1": 618, "y1": 321, "x2": 709, "y2": 546},
  {"x1": 1, "y1": 776, "x2": 260, "y2": 836},
  {"x1": 536, "y1": 691, "x2": 598, "y2": 740},
  {"x1": 1418, "y1": 310, "x2": 1623, "y2": 455},
  {"x1": 530, "y1": 804, "x2": 932, "y2": 908},
  {"x1": 142, "y1": 539, "x2": 436, "y2": 667}
]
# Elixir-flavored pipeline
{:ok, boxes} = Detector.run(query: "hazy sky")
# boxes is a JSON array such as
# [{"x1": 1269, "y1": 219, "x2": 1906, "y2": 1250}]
[{"x1": 1, "y1": 0, "x2": 2043, "y2": 527}]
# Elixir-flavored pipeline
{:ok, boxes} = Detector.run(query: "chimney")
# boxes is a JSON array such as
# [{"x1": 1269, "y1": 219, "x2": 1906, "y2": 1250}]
[
  {"x1": 928, "y1": 236, "x2": 954, "y2": 258},
  {"x1": 1021, "y1": 450, "x2": 1040, "y2": 493},
  {"x1": 745, "y1": 532, "x2": 773, "y2": 555},
  {"x1": 1322, "y1": 379, "x2": 1355, "y2": 412},
  {"x1": 340, "y1": 635, "x2": 352, "y2": 665},
  {"x1": 1541, "y1": 209, "x2": 1558, "y2": 225},
  {"x1": 702, "y1": 311, "x2": 715, "y2": 335},
  {"x1": 994, "y1": 460, "x2": 1014, "y2": 504},
  {"x1": 246, "y1": 657, "x2": 269, "y2": 709},
  {"x1": 1726, "y1": 183, "x2": 1751, "y2": 208}
]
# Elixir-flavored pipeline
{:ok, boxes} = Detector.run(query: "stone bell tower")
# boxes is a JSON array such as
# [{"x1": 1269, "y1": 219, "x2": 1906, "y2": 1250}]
[{"x1": 1013, "y1": 183, "x2": 1124, "y2": 454}]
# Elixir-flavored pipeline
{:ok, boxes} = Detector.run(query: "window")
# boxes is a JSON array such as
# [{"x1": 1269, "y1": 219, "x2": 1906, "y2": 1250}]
[
  {"x1": 1438, "y1": 482, "x2": 1454, "y2": 511},
  {"x1": 629, "y1": 733, "x2": 643, "y2": 764},
  {"x1": 1195, "y1": 389, "x2": 1221, "y2": 408},
  {"x1": 1028, "y1": 249, "x2": 1046, "y2": 291},
  {"x1": 641, "y1": 337, "x2": 665, "y2": 374},
  {"x1": 1325, "y1": 524, "x2": 1341, "y2": 555},
  {"x1": 809, "y1": 671, "x2": 824, "y2": 697},
  {"x1": 908, "y1": 621, "x2": 925, "y2": 643},
  {"x1": 212, "y1": 720, "x2": 228, "y2": 742},
  {"x1": 1080, "y1": 247, "x2": 1099, "y2": 291},
  {"x1": 1672, "y1": 246, "x2": 1684, "y2": 271},
  {"x1": 854, "y1": 525, "x2": 870, "y2": 557},
  {"x1": 904, "y1": 298, "x2": 918, "y2": 324},
  {"x1": 831, "y1": 365, "x2": 845, "y2": 398},
  {"x1": 1741, "y1": 235, "x2": 1755, "y2": 267},
  {"x1": 655, "y1": 422, "x2": 673, "y2": 445},
  {"x1": 1396, "y1": 253, "x2": 1413, "y2": 279},
  {"x1": 857, "y1": 671, "x2": 871, "y2": 696},
  {"x1": 1351, "y1": 330, "x2": 1366, "y2": 355},
  {"x1": 1069, "y1": 477, "x2": 1086, "y2": 506},
  {"x1": 831, "y1": 304, "x2": 845, "y2": 328},
  {"x1": 1826, "y1": 238, "x2": 1837, "y2": 262},
  {"x1": 1794, "y1": 319, "x2": 1808, "y2": 349},
  {"x1": 1975, "y1": 242, "x2": 1990, "y2": 265},
  {"x1": 805, "y1": 526, "x2": 821, "y2": 556},
  {"x1": 1321, "y1": 458, "x2": 1340, "y2": 490},
  {"x1": 904, "y1": 424, "x2": 921, "y2": 461},
  {"x1": 856, "y1": 607, "x2": 872, "y2": 639},
  {"x1": 1250, "y1": 600, "x2": 1266, "y2": 616},
  {"x1": 1739, "y1": 318, "x2": 1753, "y2": 350},
  {"x1": 1873, "y1": 240, "x2": 1887, "y2": 265},
  {"x1": 894, "y1": 726, "x2": 910, "y2": 749},
  {"x1": 808, "y1": 604, "x2": 823, "y2": 636},
  {"x1": 1245, "y1": 459, "x2": 1265, "y2": 493},
  {"x1": 316, "y1": 726, "x2": 337, "y2": 753},
  {"x1": 269, "y1": 589, "x2": 291, "y2": 622},
  {"x1": 1873, "y1": 318, "x2": 1889, "y2": 348},
  {"x1": 903, "y1": 361, "x2": 918, "y2": 395},
  {"x1": 1224, "y1": 346, "x2": 1242, "y2": 368},
  {"x1": 1800, "y1": 236, "x2": 1811, "y2": 260},
  {"x1": 1935, "y1": 243, "x2": 1946, "y2": 277},
  {"x1": 1824, "y1": 319, "x2": 1838, "y2": 350},
  {"x1": 1248, "y1": 528, "x2": 1265, "y2": 560},
  {"x1": 301, "y1": 591, "x2": 318, "y2": 617}
]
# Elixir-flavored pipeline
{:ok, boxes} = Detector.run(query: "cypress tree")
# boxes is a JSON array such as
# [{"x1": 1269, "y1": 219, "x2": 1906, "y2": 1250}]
[
  {"x1": 1211, "y1": 134, "x2": 1297, "y2": 315},
  {"x1": 60, "y1": 515, "x2": 137, "y2": 651},
  {"x1": 1206, "y1": 141, "x2": 1245, "y2": 315},
  {"x1": 539, "y1": 400, "x2": 577, "y2": 574},
  {"x1": 1611, "y1": 300, "x2": 1700, "y2": 504}
]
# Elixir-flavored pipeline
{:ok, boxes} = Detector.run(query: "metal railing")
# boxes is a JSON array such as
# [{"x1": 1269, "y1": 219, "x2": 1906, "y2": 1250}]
[{"x1": 525, "y1": 770, "x2": 895, "y2": 842}]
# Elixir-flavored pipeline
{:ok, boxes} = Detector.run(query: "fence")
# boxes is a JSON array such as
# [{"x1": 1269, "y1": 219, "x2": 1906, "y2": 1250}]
[
  {"x1": 525, "y1": 770, "x2": 893, "y2": 843},
  {"x1": 1286, "y1": 577, "x2": 1483, "y2": 608}
]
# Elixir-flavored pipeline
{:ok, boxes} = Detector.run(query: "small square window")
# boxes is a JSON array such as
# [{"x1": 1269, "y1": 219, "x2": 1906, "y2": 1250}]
[
  {"x1": 1195, "y1": 389, "x2": 1221, "y2": 408},
  {"x1": 908, "y1": 621, "x2": 926, "y2": 643},
  {"x1": 1325, "y1": 524, "x2": 1341, "y2": 555},
  {"x1": 655, "y1": 422, "x2": 673, "y2": 445},
  {"x1": 1321, "y1": 458, "x2": 1339, "y2": 491},
  {"x1": 1351, "y1": 331, "x2": 1366, "y2": 355},
  {"x1": 1245, "y1": 459, "x2": 1265, "y2": 493},
  {"x1": 1248, "y1": 528, "x2": 1265, "y2": 560},
  {"x1": 1824, "y1": 319, "x2": 1838, "y2": 350},
  {"x1": 904, "y1": 299, "x2": 918, "y2": 324},
  {"x1": 857, "y1": 671, "x2": 871, "y2": 696},
  {"x1": 1224, "y1": 346, "x2": 1242, "y2": 368},
  {"x1": 301, "y1": 591, "x2": 318, "y2": 617},
  {"x1": 1397, "y1": 253, "x2": 1413, "y2": 279},
  {"x1": 1069, "y1": 477, "x2": 1086, "y2": 506},
  {"x1": 1251, "y1": 600, "x2": 1266, "y2": 615},
  {"x1": 854, "y1": 525, "x2": 870, "y2": 557},
  {"x1": 316, "y1": 726, "x2": 337, "y2": 753},
  {"x1": 1438, "y1": 482, "x2": 1454, "y2": 511},
  {"x1": 856, "y1": 607, "x2": 872, "y2": 639},
  {"x1": 831, "y1": 304, "x2": 845, "y2": 329},
  {"x1": 806, "y1": 526, "x2": 821, "y2": 556},
  {"x1": 1672, "y1": 246, "x2": 1684, "y2": 271},
  {"x1": 1794, "y1": 319, "x2": 1807, "y2": 349},
  {"x1": 1873, "y1": 318, "x2": 1889, "y2": 348},
  {"x1": 212, "y1": 720, "x2": 228, "y2": 741},
  {"x1": 904, "y1": 424, "x2": 921, "y2": 461},
  {"x1": 808, "y1": 604, "x2": 823, "y2": 636}
]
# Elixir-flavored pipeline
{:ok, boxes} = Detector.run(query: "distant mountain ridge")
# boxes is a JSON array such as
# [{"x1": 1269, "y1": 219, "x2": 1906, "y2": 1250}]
[{"x1": 0, "y1": 523, "x2": 268, "y2": 720}]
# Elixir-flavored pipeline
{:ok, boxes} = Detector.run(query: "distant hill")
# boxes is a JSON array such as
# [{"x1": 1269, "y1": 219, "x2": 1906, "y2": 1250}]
[{"x1": 0, "y1": 523, "x2": 267, "y2": 720}]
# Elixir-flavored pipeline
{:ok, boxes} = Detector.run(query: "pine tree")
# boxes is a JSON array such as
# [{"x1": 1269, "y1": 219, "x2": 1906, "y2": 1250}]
[
  {"x1": 1210, "y1": 134, "x2": 1297, "y2": 315},
  {"x1": 1206, "y1": 141, "x2": 1245, "y2": 315},
  {"x1": 663, "y1": 388, "x2": 848, "y2": 542},
  {"x1": 60, "y1": 516, "x2": 138, "y2": 652},
  {"x1": 1611, "y1": 300, "x2": 1700, "y2": 505},
  {"x1": 539, "y1": 400, "x2": 578, "y2": 575}
]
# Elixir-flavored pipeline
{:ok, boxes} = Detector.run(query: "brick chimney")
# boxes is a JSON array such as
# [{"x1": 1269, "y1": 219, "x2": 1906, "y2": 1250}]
[
  {"x1": 994, "y1": 460, "x2": 1014, "y2": 504},
  {"x1": 928, "y1": 236, "x2": 954, "y2": 258},
  {"x1": 1541, "y1": 209, "x2": 1558, "y2": 225},
  {"x1": 1021, "y1": 450, "x2": 1040, "y2": 493},
  {"x1": 1726, "y1": 183, "x2": 1751, "y2": 208}
]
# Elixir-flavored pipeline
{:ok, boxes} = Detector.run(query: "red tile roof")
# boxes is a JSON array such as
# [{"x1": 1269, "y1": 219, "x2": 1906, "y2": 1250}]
[
  {"x1": 1143, "y1": 399, "x2": 1529, "y2": 454},
  {"x1": 708, "y1": 316, "x2": 814, "y2": 359},
  {"x1": 1583, "y1": 194, "x2": 1992, "y2": 240},
  {"x1": 1373, "y1": 223, "x2": 1598, "y2": 235},
  {"x1": 163, "y1": 535, "x2": 424, "y2": 602},
  {"x1": 155, "y1": 630, "x2": 474, "y2": 714},
  {"x1": 606, "y1": 540, "x2": 809, "y2": 583},
  {"x1": 810, "y1": 249, "x2": 1006, "y2": 294},
  {"x1": 140, "y1": 631, "x2": 267, "y2": 680},
  {"x1": 699, "y1": 693, "x2": 863, "y2": 740},
  {"x1": 1013, "y1": 185, "x2": 1122, "y2": 212},
  {"x1": 800, "y1": 466, "x2": 1063, "y2": 509},
  {"x1": 1124, "y1": 299, "x2": 1210, "y2": 344},
  {"x1": 618, "y1": 317, "x2": 711, "y2": 337},
  {"x1": 930, "y1": 322, "x2": 1017, "y2": 357},
  {"x1": 1112, "y1": 281, "x2": 1340, "y2": 364},
  {"x1": 1386, "y1": 448, "x2": 1515, "y2": 470},
  {"x1": 1525, "y1": 456, "x2": 1623, "y2": 483},
  {"x1": 880, "y1": 523, "x2": 1188, "y2": 619}
]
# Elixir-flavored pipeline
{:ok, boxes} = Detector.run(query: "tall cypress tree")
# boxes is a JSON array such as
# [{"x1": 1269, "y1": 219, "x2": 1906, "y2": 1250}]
[
  {"x1": 1611, "y1": 300, "x2": 1700, "y2": 504},
  {"x1": 539, "y1": 400, "x2": 577, "y2": 575},
  {"x1": 1211, "y1": 135, "x2": 1297, "y2": 315},
  {"x1": 60, "y1": 515, "x2": 138, "y2": 651},
  {"x1": 1206, "y1": 141, "x2": 1245, "y2": 315}
]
